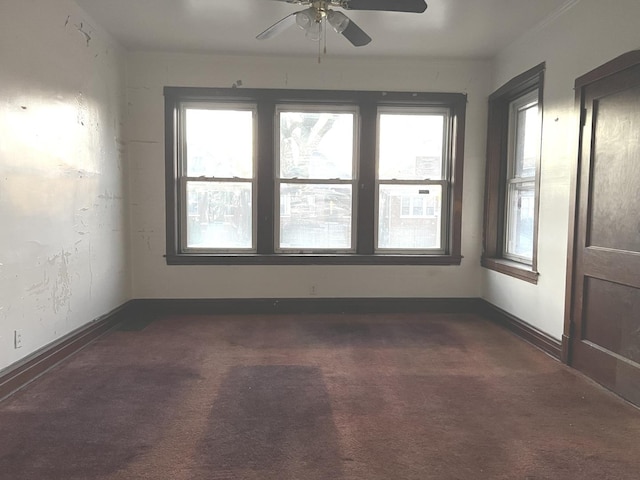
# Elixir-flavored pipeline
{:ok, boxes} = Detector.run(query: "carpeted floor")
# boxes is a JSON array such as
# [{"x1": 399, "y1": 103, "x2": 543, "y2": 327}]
[{"x1": 1, "y1": 313, "x2": 640, "y2": 479}]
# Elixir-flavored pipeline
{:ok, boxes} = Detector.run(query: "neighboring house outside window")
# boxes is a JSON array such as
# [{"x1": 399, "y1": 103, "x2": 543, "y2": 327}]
[
  {"x1": 164, "y1": 87, "x2": 466, "y2": 265},
  {"x1": 482, "y1": 63, "x2": 544, "y2": 283}
]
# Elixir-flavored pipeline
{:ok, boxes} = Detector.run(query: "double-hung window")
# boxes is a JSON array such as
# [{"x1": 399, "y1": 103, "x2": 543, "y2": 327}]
[
  {"x1": 165, "y1": 87, "x2": 466, "y2": 265},
  {"x1": 180, "y1": 103, "x2": 256, "y2": 252},
  {"x1": 377, "y1": 108, "x2": 449, "y2": 252},
  {"x1": 276, "y1": 106, "x2": 358, "y2": 252},
  {"x1": 504, "y1": 91, "x2": 540, "y2": 263},
  {"x1": 482, "y1": 63, "x2": 544, "y2": 283}
]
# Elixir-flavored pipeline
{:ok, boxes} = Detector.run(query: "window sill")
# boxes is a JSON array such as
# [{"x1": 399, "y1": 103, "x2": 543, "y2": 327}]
[
  {"x1": 166, "y1": 253, "x2": 463, "y2": 266},
  {"x1": 481, "y1": 257, "x2": 539, "y2": 284}
]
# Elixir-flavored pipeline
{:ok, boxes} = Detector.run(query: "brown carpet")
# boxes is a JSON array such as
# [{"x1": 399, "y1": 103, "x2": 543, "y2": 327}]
[{"x1": 1, "y1": 313, "x2": 640, "y2": 479}]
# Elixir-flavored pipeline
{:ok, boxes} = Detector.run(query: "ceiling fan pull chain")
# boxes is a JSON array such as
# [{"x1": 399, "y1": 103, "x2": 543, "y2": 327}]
[
  {"x1": 323, "y1": 17, "x2": 328, "y2": 55},
  {"x1": 318, "y1": 18, "x2": 325, "y2": 63}
]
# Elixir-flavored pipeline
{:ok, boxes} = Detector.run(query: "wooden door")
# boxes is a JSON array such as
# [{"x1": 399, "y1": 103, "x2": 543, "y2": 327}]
[{"x1": 566, "y1": 51, "x2": 640, "y2": 405}]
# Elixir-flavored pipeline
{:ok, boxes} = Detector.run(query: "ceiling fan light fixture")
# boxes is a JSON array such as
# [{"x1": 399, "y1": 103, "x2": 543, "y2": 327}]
[
  {"x1": 327, "y1": 10, "x2": 350, "y2": 34},
  {"x1": 295, "y1": 8, "x2": 314, "y2": 30},
  {"x1": 305, "y1": 20, "x2": 322, "y2": 41}
]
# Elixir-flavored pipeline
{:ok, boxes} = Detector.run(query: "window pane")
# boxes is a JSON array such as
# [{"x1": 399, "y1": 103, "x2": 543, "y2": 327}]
[
  {"x1": 186, "y1": 181, "x2": 252, "y2": 249},
  {"x1": 379, "y1": 113, "x2": 444, "y2": 180},
  {"x1": 505, "y1": 181, "x2": 535, "y2": 261},
  {"x1": 279, "y1": 111, "x2": 354, "y2": 180},
  {"x1": 378, "y1": 185, "x2": 442, "y2": 250},
  {"x1": 401, "y1": 197, "x2": 411, "y2": 216},
  {"x1": 514, "y1": 101, "x2": 540, "y2": 178},
  {"x1": 185, "y1": 108, "x2": 253, "y2": 178},
  {"x1": 279, "y1": 184, "x2": 352, "y2": 249},
  {"x1": 412, "y1": 196, "x2": 425, "y2": 216}
]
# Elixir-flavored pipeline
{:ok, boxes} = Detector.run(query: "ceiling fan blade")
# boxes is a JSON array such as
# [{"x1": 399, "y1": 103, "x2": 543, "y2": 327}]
[
  {"x1": 340, "y1": 17, "x2": 372, "y2": 47},
  {"x1": 256, "y1": 12, "x2": 299, "y2": 40},
  {"x1": 343, "y1": 0, "x2": 427, "y2": 13}
]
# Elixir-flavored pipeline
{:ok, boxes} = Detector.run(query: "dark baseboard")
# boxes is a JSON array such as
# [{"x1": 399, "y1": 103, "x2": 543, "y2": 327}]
[
  {"x1": 1, "y1": 296, "x2": 562, "y2": 401},
  {"x1": 479, "y1": 299, "x2": 563, "y2": 360},
  {"x1": 130, "y1": 298, "x2": 563, "y2": 360},
  {"x1": 0, "y1": 301, "x2": 134, "y2": 401},
  {"x1": 128, "y1": 297, "x2": 484, "y2": 316}
]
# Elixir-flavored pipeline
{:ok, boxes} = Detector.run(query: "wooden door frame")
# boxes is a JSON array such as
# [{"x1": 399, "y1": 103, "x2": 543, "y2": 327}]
[{"x1": 563, "y1": 50, "x2": 640, "y2": 364}]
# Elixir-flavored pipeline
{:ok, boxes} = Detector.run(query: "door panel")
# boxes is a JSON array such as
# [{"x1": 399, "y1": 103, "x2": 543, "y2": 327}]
[
  {"x1": 588, "y1": 86, "x2": 640, "y2": 252},
  {"x1": 568, "y1": 53, "x2": 640, "y2": 406},
  {"x1": 582, "y1": 277, "x2": 640, "y2": 363}
]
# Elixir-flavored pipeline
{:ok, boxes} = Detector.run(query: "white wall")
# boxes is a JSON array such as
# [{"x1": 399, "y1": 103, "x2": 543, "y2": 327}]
[
  {"x1": 127, "y1": 53, "x2": 490, "y2": 299},
  {"x1": 0, "y1": 0, "x2": 129, "y2": 371},
  {"x1": 482, "y1": 0, "x2": 640, "y2": 339}
]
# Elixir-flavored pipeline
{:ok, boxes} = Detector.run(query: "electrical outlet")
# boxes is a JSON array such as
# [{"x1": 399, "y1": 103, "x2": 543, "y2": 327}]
[
  {"x1": 14, "y1": 330, "x2": 23, "y2": 349},
  {"x1": 309, "y1": 285, "x2": 317, "y2": 296}
]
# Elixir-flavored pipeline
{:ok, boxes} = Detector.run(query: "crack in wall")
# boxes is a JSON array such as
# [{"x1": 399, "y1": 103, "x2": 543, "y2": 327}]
[{"x1": 48, "y1": 249, "x2": 72, "y2": 314}]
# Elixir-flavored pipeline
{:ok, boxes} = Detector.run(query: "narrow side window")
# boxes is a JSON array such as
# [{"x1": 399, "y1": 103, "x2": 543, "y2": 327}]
[{"x1": 482, "y1": 63, "x2": 544, "y2": 283}]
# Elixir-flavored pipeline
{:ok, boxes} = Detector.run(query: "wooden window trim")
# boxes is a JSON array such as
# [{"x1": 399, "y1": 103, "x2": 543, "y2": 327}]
[
  {"x1": 164, "y1": 87, "x2": 467, "y2": 266},
  {"x1": 481, "y1": 63, "x2": 545, "y2": 283}
]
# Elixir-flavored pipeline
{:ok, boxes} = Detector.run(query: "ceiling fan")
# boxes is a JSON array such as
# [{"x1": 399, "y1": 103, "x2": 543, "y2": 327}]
[{"x1": 257, "y1": 0, "x2": 428, "y2": 47}]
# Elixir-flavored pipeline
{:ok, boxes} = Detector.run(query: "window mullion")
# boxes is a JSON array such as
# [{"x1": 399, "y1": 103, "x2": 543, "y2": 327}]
[
  {"x1": 256, "y1": 99, "x2": 275, "y2": 254},
  {"x1": 356, "y1": 101, "x2": 377, "y2": 255}
]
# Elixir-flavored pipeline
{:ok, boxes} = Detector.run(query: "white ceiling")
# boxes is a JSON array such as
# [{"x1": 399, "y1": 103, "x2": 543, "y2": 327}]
[{"x1": 74, "y1": 0, "x2": 575, "y2": 59}]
